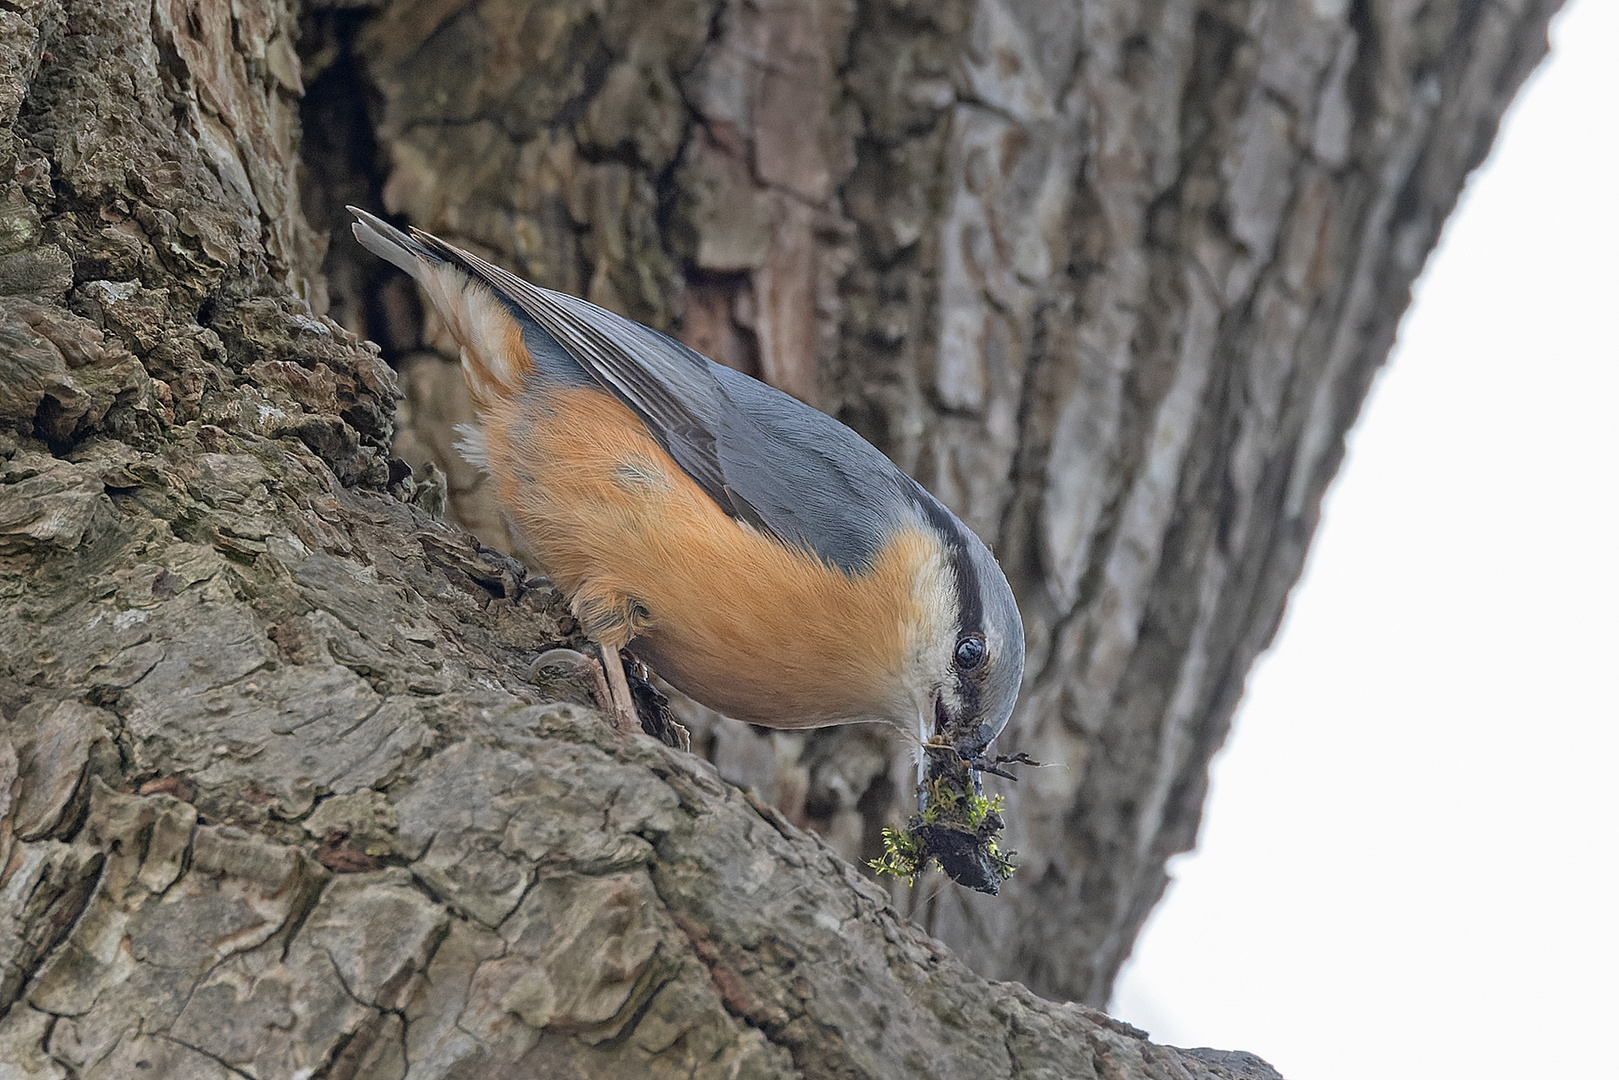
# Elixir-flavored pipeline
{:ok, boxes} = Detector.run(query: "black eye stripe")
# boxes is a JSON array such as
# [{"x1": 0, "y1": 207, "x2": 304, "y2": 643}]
[
  {"x1": 909, "y1": 483, "x2": 984, "y2": 720},
  {"x1": 910, "y1": 489, "x2": 982, "y2": 637}
]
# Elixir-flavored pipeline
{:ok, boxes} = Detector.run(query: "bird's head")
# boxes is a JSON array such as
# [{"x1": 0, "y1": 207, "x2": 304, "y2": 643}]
[{"x1": 901, "y1": 491, "x2": 1026, "y2": 757}]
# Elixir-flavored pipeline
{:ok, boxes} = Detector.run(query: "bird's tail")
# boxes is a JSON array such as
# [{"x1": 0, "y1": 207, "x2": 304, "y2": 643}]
[
  {"x1": 348, "y1": 206, "x2": 447, "y2": 277},
  {"x1": 347, "y1": 206, "x2": 534, "y2": 408}
]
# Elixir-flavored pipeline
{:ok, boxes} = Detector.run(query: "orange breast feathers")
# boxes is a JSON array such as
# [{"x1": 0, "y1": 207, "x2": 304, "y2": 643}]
[{"x1": 438, "y1": 294, "x2": 944, "y2": 728}]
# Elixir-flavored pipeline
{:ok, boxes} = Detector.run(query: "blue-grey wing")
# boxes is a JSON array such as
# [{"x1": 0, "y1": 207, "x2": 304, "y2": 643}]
[
  {"x1": 411, "y1": 231, "x2": 911, "y2": 573},
  {"x1": 705, "y1": 364, "x2": 918, "y2": 572}
]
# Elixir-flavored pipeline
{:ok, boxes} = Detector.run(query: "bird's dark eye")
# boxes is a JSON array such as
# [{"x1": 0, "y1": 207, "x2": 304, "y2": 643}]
[{"x1": 954, "y1": 634, "x2": 986, "y2": 670}]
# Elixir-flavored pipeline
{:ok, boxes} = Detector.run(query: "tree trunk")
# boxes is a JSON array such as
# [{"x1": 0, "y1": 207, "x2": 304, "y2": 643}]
[{"x1": 0, "y1": 0, "x2": 1553, "y2": 1077}]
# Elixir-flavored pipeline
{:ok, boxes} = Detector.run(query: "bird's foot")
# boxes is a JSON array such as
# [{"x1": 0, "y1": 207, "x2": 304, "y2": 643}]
[
  {"x1": 619, "y1": 656, "x2": 691, "y2": 751},
  {"x1": 526, "y1": 645, "x2": 641, "y2": 737}
]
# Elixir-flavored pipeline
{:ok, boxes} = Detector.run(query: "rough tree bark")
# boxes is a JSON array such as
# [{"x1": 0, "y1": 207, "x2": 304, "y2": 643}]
[{"x1": 0, "y1": 0, "x2": 1554, "y2": 1078}]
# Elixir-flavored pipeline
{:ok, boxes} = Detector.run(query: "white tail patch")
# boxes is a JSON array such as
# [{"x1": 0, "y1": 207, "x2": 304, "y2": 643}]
[
  {"x1": 453, "y1": 423, "x2": 490, "y2": 469},
  {"x1": 418, "y1": 262, "x2": 529, "y2": 399}
]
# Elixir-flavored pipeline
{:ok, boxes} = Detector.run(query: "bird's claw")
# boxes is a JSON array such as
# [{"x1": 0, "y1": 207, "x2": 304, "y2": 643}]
[{"x1": 526, "y1": 646, "x2": 641, "y2": 737}]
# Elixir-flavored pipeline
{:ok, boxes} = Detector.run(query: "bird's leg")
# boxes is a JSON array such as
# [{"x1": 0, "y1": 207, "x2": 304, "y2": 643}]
[
  {"x1": 565, "y1": 585, "x2": 652, "y2": 736},
  {"x1": 598, "y1": 644, "x2": 642, "y2": 737}
]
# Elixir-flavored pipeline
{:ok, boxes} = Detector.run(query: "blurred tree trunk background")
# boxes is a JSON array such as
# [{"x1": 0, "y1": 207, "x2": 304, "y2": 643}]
[{"x1": 0, "y1": 0, "x2": 1557, "y2": 1075}]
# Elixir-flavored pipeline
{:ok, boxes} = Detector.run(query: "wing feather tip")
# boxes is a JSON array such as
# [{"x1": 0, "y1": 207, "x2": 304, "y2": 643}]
[{"x1": 349, "y1": 207, "x2": 440, "y2": 278}]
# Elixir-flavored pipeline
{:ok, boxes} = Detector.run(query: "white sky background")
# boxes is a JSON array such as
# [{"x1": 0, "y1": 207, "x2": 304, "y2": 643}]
[{"x1": 1108, "y1": 2, "x2": 1619, "y2": 1078}]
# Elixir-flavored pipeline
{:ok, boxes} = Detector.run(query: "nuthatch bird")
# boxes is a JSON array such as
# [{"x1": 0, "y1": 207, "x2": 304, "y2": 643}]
[{"x1": 350, "y1": 208, "x2": 1024, "y2": 764}]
